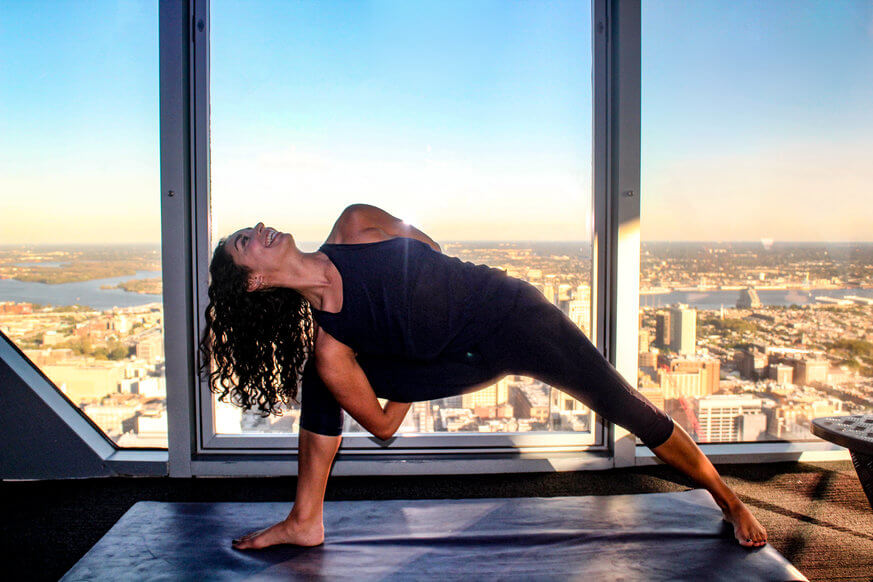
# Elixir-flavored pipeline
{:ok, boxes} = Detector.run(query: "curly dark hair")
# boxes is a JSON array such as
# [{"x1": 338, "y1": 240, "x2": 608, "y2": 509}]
[{"x1": 198, "y1": 239, "x2": 315, "y2": 417}]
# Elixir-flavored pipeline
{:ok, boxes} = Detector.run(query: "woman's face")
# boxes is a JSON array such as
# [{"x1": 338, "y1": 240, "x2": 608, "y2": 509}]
[{"x1": 225, "y1": 222, "x2": 294, "y2": 289}]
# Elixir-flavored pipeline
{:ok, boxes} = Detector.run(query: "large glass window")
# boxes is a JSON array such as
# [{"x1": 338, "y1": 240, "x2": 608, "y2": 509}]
[
  {"x1": 639, "y1": 0, "x2": 873, "y2": 444},
  {"x1": 207, "y1": 0, "x2": 595, "y2": 440},
  {"x1": 0, "y1": 2, "x2": 165, "y2": 447}
]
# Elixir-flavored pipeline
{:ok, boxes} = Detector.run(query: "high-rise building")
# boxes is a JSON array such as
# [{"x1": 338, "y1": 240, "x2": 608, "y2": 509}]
[
  {"x1": 668, "y1": 304, "x2": 696, "y2": 355},
  {"x1": 659, "y1": 369, "x2": 702, "y2": 399},
  {"x1": 638, "y1": 329, "x2": 650, "y2": 353},
  {"x1": 697, "y1": 394, "x2": 764, "y2": 443},
  {"x1": 655, "y1": 311, "x2": 671, "y2": 349},
  {"x1": 657, "y1": 355, "x2": 720, "y2": 398}
]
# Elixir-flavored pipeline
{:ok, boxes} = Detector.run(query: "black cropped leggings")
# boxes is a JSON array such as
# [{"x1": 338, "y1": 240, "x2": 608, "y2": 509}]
[{"x1": 300, "y1": 280, "x2": 675, "y2": 450}]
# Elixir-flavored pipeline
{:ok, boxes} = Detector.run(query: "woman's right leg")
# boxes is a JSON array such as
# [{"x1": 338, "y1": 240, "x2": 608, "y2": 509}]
[{"x1": 232, "y1": 427, "x2": 338, "y2": 550}]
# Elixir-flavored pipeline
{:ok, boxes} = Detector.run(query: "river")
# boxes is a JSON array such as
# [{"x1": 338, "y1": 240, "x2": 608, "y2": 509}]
[
  {"x1": 639, "y1": 287, "x2": 873, "y2": 310},
  {"x1": 0, "y1": 271, "x2": 162, "y2": 310},
  {"x1": 2, "y1": 272, "x2": 873, "y2": 312}
]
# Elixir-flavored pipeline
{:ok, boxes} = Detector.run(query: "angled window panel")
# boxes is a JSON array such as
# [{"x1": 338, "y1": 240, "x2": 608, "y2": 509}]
[
  {"x1": 1, "y1": 330, "x2": 168, "y2": 478},
  {"x1": 0, "y1": 330, "x2": 116, "y2": 460}
]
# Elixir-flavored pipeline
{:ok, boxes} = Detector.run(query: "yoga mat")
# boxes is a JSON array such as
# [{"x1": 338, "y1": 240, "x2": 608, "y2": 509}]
[{"x1": 62, "y1": 488, "x2": 806, "y2": 581}]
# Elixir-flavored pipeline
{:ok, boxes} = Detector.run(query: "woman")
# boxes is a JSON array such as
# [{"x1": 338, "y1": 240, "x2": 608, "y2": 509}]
[{"x1": 199, "y1": 203, "x2": 767, "y2": 551}]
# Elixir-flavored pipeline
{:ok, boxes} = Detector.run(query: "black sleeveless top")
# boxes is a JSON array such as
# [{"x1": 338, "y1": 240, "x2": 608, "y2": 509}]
[{"x1": 310, "y1": 237, "x2": 524, "y2": 361}]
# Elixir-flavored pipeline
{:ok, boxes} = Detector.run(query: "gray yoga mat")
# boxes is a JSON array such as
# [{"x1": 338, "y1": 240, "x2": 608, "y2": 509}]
[{"x1": 62, "y1": 488, "x2": 806, "y2": 581}]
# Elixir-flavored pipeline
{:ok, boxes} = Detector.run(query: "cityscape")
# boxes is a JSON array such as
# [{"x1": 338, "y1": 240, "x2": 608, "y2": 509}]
[{"x1": 1, "y1": 240, "x2": 871, "y2": 448}]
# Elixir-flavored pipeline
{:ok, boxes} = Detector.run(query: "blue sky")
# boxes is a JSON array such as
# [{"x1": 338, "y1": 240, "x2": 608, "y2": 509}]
[{"x1": 1, "y1": 0, "x2": 871, "y2": 244}]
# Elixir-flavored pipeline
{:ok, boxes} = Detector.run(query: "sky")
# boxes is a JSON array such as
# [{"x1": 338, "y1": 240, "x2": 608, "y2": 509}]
[{"x1": 0, "y1": 0, "x2": 871, "y2": 245}]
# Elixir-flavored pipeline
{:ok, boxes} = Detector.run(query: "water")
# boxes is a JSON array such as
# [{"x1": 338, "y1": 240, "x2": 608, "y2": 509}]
[
  {"x1": 3, "y1": 269, "x2": 872, "y2": 312},
  {"x1": 13, "y1": 262, "x2": 66, "y2": 268},
  {"x1": 639, "y1": 288, "x2": 873, "y2": 310},
  {"x1": 0, "y1": 270, "x2": 162, "y2": 310}
]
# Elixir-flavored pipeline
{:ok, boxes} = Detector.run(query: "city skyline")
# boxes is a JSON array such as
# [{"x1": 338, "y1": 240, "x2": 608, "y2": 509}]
[
  {"x1": 4, "y1": 238, "x2": 873, "y2": 251},
  {"x1": 3, "y1": 232, "x2": 871, "y2": 446},
  {"x1": 2, "y1": 0, "x2": 872, "y2": 244}
]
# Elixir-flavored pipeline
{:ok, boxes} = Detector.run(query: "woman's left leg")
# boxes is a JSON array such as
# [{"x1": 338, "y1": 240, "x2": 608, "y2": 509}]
[
  {"x1": 477, "y1": 282, "x2": 675, "y2": 450},
  {"x1": 647, "y1": 421, "x2": 767, "y2": 547},
  {"x1": 475, "y1": 281, "x2": 767, "y2": 547}
]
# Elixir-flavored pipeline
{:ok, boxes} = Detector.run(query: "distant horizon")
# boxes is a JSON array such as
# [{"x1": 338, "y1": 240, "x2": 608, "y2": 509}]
[{"x1": 3, "y1": 239, "x2": 873, "y2": 250}]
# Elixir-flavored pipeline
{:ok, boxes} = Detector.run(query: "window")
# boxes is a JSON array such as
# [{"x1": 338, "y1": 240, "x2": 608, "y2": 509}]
[
  {"x1": 201, "y1": 0, "x2": 598, "y2": 448},
  {"x1": 0, "y1": 1, "x2": 165, "y2": 448},
  {"x1": 638, "y1": 0, "x2": 873, "y2": 445}
]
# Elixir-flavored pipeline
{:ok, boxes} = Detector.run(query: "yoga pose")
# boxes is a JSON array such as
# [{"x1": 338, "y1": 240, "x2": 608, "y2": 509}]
[{"x1": 199, "y1": 204, "x2": 768, "y2": 551}]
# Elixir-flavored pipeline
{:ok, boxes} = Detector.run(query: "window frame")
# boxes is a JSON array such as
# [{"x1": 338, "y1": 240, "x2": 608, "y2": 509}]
[
  {"x1": 189, "y1": 0, "x2": 608, "y2": 457},
  {"x1": 157, "y1": 0, "x2": 849, "y2": 477}
]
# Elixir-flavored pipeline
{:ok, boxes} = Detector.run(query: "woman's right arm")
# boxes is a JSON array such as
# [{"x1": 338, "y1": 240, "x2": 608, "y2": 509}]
[
  {"x1": 317, "y1": 351, "x2": 411, "y2": 440},
  {"x1": 314, "y1": 327, "x2": 411, "y2": 441}
]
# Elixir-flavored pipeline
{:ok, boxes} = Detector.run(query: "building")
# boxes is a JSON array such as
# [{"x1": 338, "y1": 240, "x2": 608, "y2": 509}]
[
  {"x1": 508, "y1": 384, "x2": 533, "y2": 419},
  {"x1": 568, "y1": 299, "x2": 590, "y2": 338},
  {"x1": 541, "y1": 283, "x2": 557, "y2": 304},
  {"x1": 768, "y1": 364, "x2": 793, "y2": 385},
  {"x1": 42, "y1": 361, "x2": 129, "y2": 401},
  {"x1": 697, "y1": 394, "x2": 764, "y2": 443},
  {"x1": 659, "y1": 369, "x2": 702, "y2": 399},
  {"x1": 766, "y1": 347, "x2": 829, "y2": 386},
  {"x1": 734, "y1": 349, "x2": 768, "y2": 380},
  {"x1": 411, "y1": 401, "x2": 434, "y2": 432},
  {"x1": 135, "y1": 331, "x2": 164, "y2": 363},
  {"x1": 657, "y1": 355, "x2": 720, "y2": 398},
  {"x1": 638, "y1": 385, "x2": 665, "y2": 411},
  {"x1": 668, "y1": 304, "x2": 696, "y2": 355},
  {"x1": 794, "y1": 358, "x2": 829, "y2": 386},
  {"x1": 655, "y1": 311, "x2": 671, "y2": 349},
  {"x1": 473, "y1": 403, "x2": 514, "y2": 420},
  {"x1": 638, "y1": 329, "x2": 650, "y2": 353}
]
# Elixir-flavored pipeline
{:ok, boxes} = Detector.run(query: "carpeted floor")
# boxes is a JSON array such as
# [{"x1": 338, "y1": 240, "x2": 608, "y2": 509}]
[{"x1": 2, "y1": 459, "x2": 870, "y2": 581}]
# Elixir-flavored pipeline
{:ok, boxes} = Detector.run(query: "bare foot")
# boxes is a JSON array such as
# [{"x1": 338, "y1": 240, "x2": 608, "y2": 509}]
[
  {"x1": 721, "y1": 501, "x2": 767, "y2": 548},
  {"x1": 232, "y1": 517, "x2": 324, "y2": 550}
]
